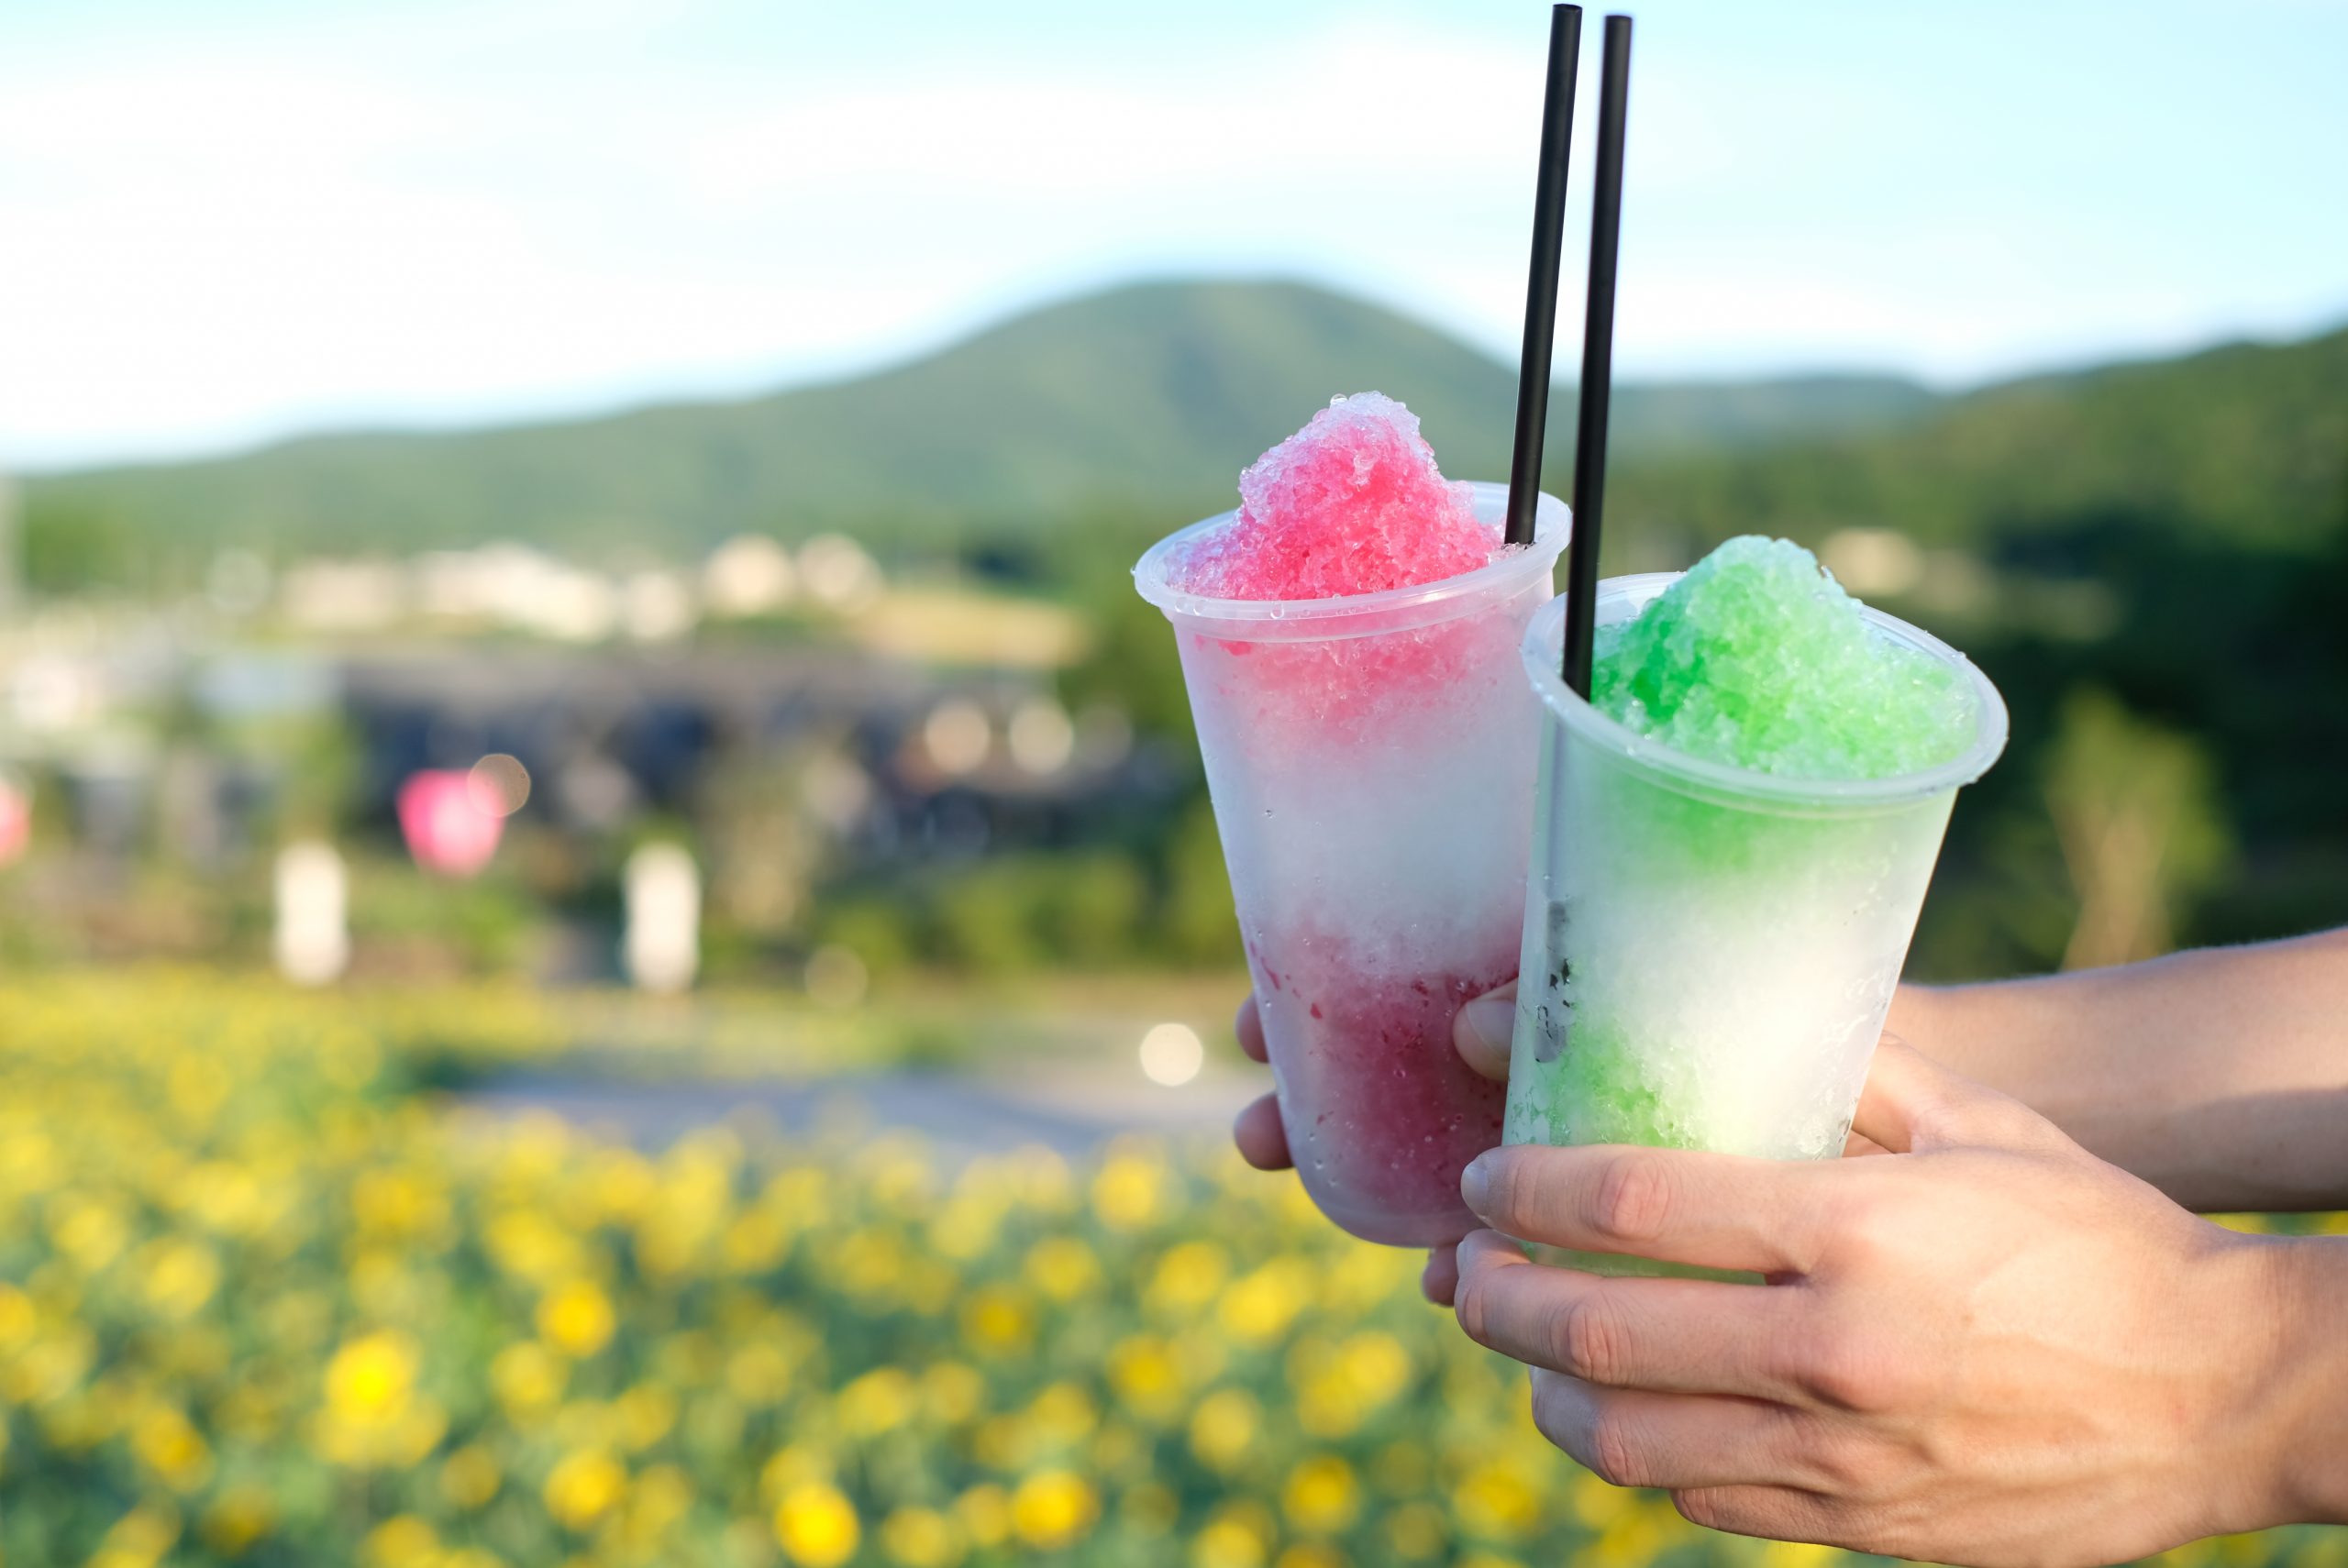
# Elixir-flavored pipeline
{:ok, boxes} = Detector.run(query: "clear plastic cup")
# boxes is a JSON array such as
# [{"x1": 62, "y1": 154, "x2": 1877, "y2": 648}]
[
  {"x1": 1135, "y1": 483, "x2": 1569, "y2": 1245},
  {"x1": 1505, "y1": 576, "x2": 2007, "y2": 1270}
]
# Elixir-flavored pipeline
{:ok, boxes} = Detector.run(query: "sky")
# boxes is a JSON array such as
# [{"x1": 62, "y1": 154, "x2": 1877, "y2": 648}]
[{"x1": 3, "y1": 0, "x2": 2344, "y2": 469}]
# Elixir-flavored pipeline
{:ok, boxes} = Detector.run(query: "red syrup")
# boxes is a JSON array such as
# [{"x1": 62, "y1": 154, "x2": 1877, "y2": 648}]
[{"x1": 1254, "y1": 936, "x2": 1515, "y2": 1243}]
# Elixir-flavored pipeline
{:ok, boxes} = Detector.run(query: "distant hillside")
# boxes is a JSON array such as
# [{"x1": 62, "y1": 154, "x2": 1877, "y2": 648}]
[
  {"x1": 1611, "y1": 326, "x2": 2348, "y2": 561},
  {"x1": 22, "y1": 280, "x2": 1936, "y2": 574}
]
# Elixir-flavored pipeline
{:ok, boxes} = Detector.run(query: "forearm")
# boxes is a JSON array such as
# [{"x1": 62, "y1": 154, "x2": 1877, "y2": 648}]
[
  {"x1": 2267, "y1": 1233, "x2": 2348, "y2": 1526},
  {"x1": 1888, "y1": 928, "x2": 2348, "y2": 1211}
]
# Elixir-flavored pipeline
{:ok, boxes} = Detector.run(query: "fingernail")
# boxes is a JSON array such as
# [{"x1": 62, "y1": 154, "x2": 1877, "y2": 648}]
[
  {"x1": 1459, "y1": 998, "x2": 1514, "y2": 1055},
  {"x1": 1460, "y1": 1154, "x2": 1491, "y2": 1213}
]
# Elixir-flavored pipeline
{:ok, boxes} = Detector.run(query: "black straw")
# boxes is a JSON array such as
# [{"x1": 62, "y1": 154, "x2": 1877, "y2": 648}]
[
  {"x1": 1562, "y1": 14, "x2": 1632, "y2": 696},
  {"x1": 1503, "y1": 6, "x2": 1584, "y2": 548}
]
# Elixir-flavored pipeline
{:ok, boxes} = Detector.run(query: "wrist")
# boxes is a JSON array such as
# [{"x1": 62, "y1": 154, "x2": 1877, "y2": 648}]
[
  {"x1": 1883, "y1": 980, "x2": 1955, "y2": 1058},
  {"x1": 2256, "y1": 1233, "x2": 2348, "y2": 1525}
]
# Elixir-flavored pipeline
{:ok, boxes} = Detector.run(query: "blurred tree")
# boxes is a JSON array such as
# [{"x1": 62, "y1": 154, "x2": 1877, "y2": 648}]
[
  {"x1": 935, "y1": 861, "x2": 1047, "y2": 975},
  {"x1": 1161, "y1": 800, "x2": 1240, "y2": 967},
  {"x1": 814, "y1": 897, "x2": 918, "y2": 979},
  {"x1": 1044, "y1": 856, "x2": 1147, "y2": 968},
  {"x1": 21, "y1": 494, "x2": 138, "y2": 593},
  {"x1": 2043, "y1": 689, "x2": 2231, "y2": 971}
]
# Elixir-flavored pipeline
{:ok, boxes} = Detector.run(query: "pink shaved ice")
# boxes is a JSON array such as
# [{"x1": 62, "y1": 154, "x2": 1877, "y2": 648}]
[{"x1": 1177, "y1": 392, "x2": 1500, "y2": 601}]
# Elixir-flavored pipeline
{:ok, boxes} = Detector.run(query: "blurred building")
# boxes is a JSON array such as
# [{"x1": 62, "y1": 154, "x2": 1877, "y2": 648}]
[{"x1": 333, "y1": 642, "x2": 1163, "y2": 872}]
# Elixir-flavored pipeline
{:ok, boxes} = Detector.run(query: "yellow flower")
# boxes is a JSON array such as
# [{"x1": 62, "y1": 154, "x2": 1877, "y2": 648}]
[
  {"x1": 728, "y1": 1340, "x2": 797, "y2": 1405},
  {"x1": 958, "y1": 1284, "x2": 1035, "y2": 1353},
  {"x1": 1276, "y1": 1547, "x2": 1348, "y2": 1568},
  {"x1": 137, "y1": 1238, "x2": 221, "y2": 1320},
  {"x1": 324, "y1": 1331, "x2": 417, "y2": 1428},
  {"x1": 1282, "y1": 1455, "x2": 1360, "y2": 1535},
  {"x1": 615, "y1": 1382, "x2": 679, "y2": 1451},
  {"x1": 622, "y1": 1463, "x2": 694, "y2": 1546},
  {"x1": 761, "y1": 1443, "x2": 836, "y2": 1500},
  {"x1": 0, "y1": 1283, "x2": 34, "y2": 1346},
  {"x1": 836, "y1": 1365, "x2": 917, "y2": 1437},
  {"x1": 91, "y1": 1499, "x2": 181, "y2": 1568},
  {"x1": 775, "y1": 1481, "x2": 861, "y2": 1568},
  {"x1": 722, "y1": 1207, "x2": 794, "y2": 1273},
  {"x1": 1337, "y1": 1331, "x2": 1411, "y2": 1404},
  {"x1": 1757, "y1": 1542, "x2": 1841, "y2": 1568},
  {"x1": 1386, "y1": 1501, "x2": 1446, "y2": 1560},
  {"x1": 130, "y1": 1404, "x2": 214, "y2": 1492},
  {"x1": 1011, "y1": 1469, "x2": 1099, "y2": 1551},
  {"x1": 1217, "y1": 1261, "x2": 1310, "y2": 1344},
  {"x1": 491, "y1": 1342, "x2": 567, "y2": 1417},
  {"x1": 50, "y1": 1196, "x2": 129, "y2": 1273},
  {"x1": 922, "y1": 1361, "x2": 984, "y2": 1425},
  {"x1": 443, "y1": 1551, "x2": 509, "y2": 1568},
  {"x1": 440, "y1": 1443, "x2": 504, "y2": 1510},
  {"x1": 361, "y1": 1516, "x2": 439, "y2": 1568},
  {"x1": 544, "y1": 1449, "x2": 628, "y2": 1531},
  {"x1": 1145, "y1": 1241, "x2": 1229, "y2": 1314},
  {"x1": 1091, "y1": 1154, "x2": 1164, "y2": 1228},
  {"x1": 954, "y1": 1483, "x2": 1011, "y2": 1549},
  {"x1": 1026, "y1": 1381, "x2": 1097, "y2": 1450},
  {"x1": 832, "y1": 1226, "x2": 908, "y2": 1304},
  {"x1": 537, "y1": 1280, "x2": 616, "y2": 1358},
  {"x1": 1023, "y1": 1236, "x2": 1101, "y2": 1301},
  {"x1": 1454, "y1": 1457, "x2": 1544, "y2": 1542},
  {"x1": 1106, "y1": 1334, "x2": 1185, "y2": 1422},
  {"x1": 484, "y1": 1208, "x2": 587, "y2": 1285},
  {"x1": 350, "y1": 1169, "x2": 449, "y2": 1242},
  {"x1": 1191, "y1": 1506, "x2": 1272, "y2": 1568},
  {"x1": 1188, "y1": 1388, "x2": 1259, "y2": 1474},
  {"x1": 880, "y1": 1505, "x2": 964, "y2": 1568},
  {"x1": 196, "y1": 1485, "x2": 274, "y2": 1555}
]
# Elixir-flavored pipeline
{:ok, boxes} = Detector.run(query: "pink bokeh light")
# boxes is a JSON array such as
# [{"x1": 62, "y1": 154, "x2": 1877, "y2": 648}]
[{"x1": 396, "y1": 769, "x2": 504, "y2": 878}]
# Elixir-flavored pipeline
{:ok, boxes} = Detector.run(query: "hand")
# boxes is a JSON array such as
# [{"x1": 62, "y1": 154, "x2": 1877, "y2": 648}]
[
  {"x1": 1450, "y1": 1040, "x2": 2333, "y2": 1566},
  {"x1": 1229, "y1": 984, "x2": 1516, "y2": 1304}
]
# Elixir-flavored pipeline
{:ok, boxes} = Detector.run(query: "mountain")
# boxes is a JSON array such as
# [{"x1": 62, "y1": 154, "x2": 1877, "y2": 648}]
[
  {"x1": 1611, "y1": 326, "x2": 2348, "y2": 562},
  {"x1": 19, "y1": 281, "x2": 1937, "y2": 576}
]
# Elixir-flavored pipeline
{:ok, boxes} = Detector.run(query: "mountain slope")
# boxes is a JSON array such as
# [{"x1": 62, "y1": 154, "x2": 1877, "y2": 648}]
[
  {"x1": 1613, "y1": 326, "x2": 2348, "y2": 559},
  {"x1": 23, "y1": 280, "x2": 1935, "y2": 568}
]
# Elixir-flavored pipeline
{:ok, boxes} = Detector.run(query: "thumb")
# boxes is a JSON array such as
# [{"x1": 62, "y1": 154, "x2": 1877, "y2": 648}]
[
  {"x1": 1850, "y1": 1034, "x2": 2053, "y2": 1154},
  {"x1": 1452, "y1": 981, "x2": 1517, "y2": 1082}
]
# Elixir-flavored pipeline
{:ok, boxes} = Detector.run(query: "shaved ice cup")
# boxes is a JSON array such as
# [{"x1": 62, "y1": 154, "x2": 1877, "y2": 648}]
[
  {"x1": 1135, "y1": 482, "x2": 1570, "y2": 1245},
  {"x1": 1505, "y1": 575, "x2": 2007, "y2": 1274}
]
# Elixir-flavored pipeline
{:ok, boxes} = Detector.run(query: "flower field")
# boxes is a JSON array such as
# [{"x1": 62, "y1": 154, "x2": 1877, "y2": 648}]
[{"x1": 1, "y1": 974, "x2": 2338, "y2": 1568}]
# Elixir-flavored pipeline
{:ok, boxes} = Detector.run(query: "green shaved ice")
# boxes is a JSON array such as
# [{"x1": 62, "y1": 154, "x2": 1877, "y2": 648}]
[
  {"x1": 1539, "y1": 1019, "x2": 1694, "y2": 1150},
  {"x1": 1593, "y1": 536, "x2": 1974, "y2": 778}
]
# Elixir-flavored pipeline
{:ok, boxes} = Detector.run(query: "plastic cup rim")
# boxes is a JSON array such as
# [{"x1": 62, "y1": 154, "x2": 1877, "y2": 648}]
[
  {"x1": 1132, "y1": 480, "x2": 1571, "y2": 635},
  {"x1": 1522, "y1": 572, "x2": 2010, "y2": 810}
]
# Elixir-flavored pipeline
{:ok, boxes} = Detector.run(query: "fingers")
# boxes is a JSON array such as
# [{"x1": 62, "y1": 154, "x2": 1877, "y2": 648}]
[
  {"x1": 1453, "y1": 1231, "x2": 1811, "y2": 1400},
  {"x1": 1849, "y1": 1037, "x2": 2050, "y2": 1155},
  {"x1": 1529, "y1": 1369, "x2": 1827, "y2": 1493},
  {"x1": 1452, "y1": 979, "x2": 1517, "y2": 1082},
  {"x1": 1235, "y1": 995, "x2": 1268, "y2": 1064},
  {"x1": 1462, "y1": 1144, "x2": 1834, "y2": 1276},
  {"x1": 1671, "y1": 1485, "x2": 1850, "y2": 1550},
  {"x1": 1232, "y1": 1093, "x2": 1290, "y2": 1170},
  {"x1": 1421, "y1": 1242, "x2": 1459, "y2": 1307}
]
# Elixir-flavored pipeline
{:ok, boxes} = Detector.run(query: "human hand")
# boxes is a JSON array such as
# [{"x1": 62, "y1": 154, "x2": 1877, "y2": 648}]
[
  {"x1": 1449, "y1": 1039, "x2": 2340, "y2": 1566},
  {"x1": 1230, "y1": 984, "x2": 1516, "y2": 1304}
]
